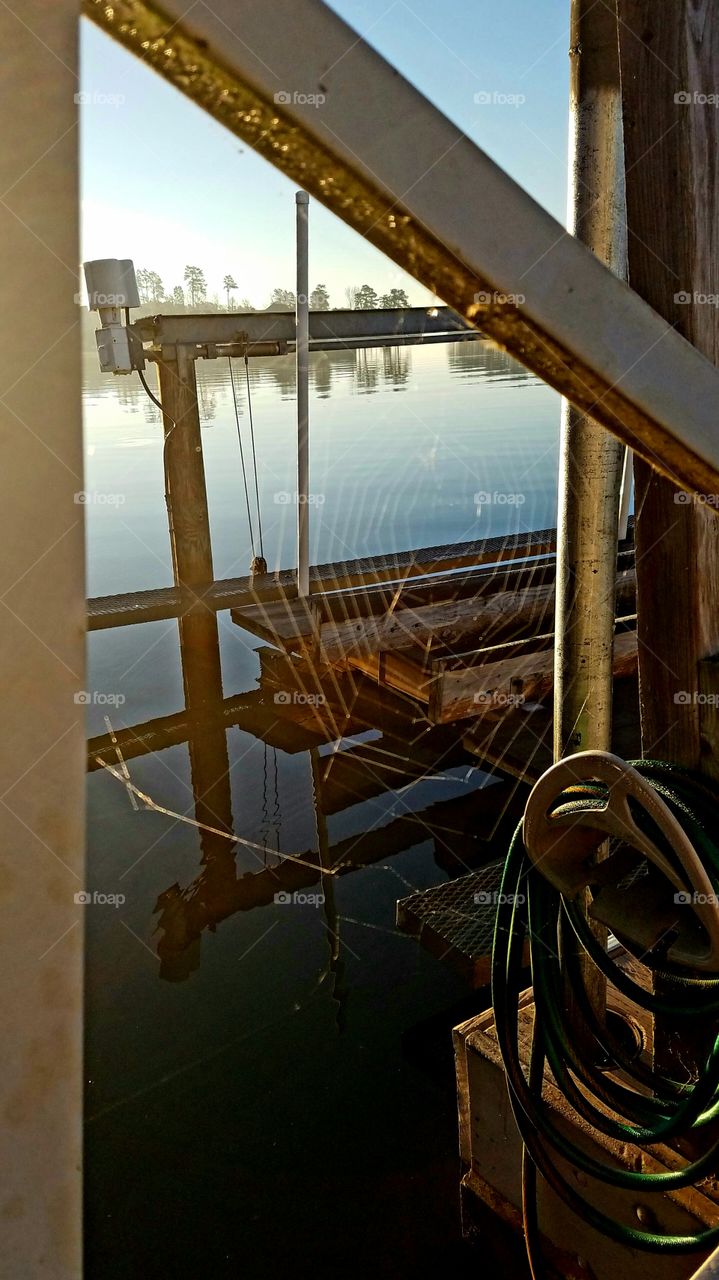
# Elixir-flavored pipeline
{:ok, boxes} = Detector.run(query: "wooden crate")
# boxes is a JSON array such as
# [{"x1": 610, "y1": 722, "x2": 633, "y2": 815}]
[{"x1": 454, "y1": 987, "x2": 719, "y2": 1280}]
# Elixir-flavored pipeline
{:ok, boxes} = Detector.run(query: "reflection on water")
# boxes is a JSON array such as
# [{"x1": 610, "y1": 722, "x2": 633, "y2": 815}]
[
  {"x1": 82, "y1": 339, "x2": 559, "y2": 596},
  {"x1": 86, "y1": 599, "x2": 519, "y2": 1275},
  {"x1": 84, "y1": 336, "x2": 556, "y2": 1277},
  {"x1": 83, "y1": 335, "x2": 534, "y2": 408}
]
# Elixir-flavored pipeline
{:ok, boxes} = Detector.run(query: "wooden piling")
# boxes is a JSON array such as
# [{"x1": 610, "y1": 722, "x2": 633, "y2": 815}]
[
  {"x1": 156, "y1": 346, "x2": 225, "y2": 710},
  {"x1": 619, "y1": 0, "x2": 719, "y2": 769},
  {"x1": 154, "y1": 346, "x2": 235, "y2": 977},
  {"x1": 618, "y1": 0, "x2": 719, "y2": 1071}
]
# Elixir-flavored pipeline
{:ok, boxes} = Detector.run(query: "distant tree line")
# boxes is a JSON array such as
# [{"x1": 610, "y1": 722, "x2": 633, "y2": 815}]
[{"x1": 134, "y1": 267, "x2": 411, "y2": 312}]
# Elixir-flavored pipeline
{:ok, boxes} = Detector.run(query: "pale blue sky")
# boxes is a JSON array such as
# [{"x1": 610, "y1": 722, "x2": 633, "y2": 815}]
[{"x1": 80, "y1": 0, "x2": 569, "y2": 308}]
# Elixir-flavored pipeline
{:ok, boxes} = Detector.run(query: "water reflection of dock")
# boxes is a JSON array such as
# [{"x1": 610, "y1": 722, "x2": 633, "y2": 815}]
[{"x1": 89, "y1": 591, "x2": 525, "y2": 980}]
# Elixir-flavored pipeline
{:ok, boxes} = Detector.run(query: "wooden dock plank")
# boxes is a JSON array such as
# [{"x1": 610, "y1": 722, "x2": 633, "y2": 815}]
[
  {"x1": 431, "y1": 629, "x2": 638, "y2": 725},
  {"x1": 89, "y1": 529, "x2": 560, "y2": 630},
  {"x1": 318, "y1": 567, "x2": 635, "y2": 664}
]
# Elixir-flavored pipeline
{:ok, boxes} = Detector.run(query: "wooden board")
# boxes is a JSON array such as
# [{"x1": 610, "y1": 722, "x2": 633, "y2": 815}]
[
  {"x1": 232, "y1": 549, "x2": 636, "y2": 663},
  {"x1": 90, "y1": 528, "x2": 559, "y2": 630},
  {"x1": 332, "y1": 568, "x2": 633, "y2": 665},
  {"x1": 454, "y1": 973, "x2": 719, "y2": 1280},
  {"x1": 231, "y1": 555, "x2": 561, "y2": 655},
  {"x1": 431, "y1": 630, "x2": 638, "y2": 725}
]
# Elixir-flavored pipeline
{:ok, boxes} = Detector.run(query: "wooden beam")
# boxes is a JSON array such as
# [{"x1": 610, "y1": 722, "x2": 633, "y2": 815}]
[
  {"x1": 255, "y1": 647, "x2": 419, "y2": 738},
  {"x1": 230, "y1": 547, "x2": 635, "y2": 658},
  {"x1": 431, "y1": 630, "x2": 638, "y2": 725},
  {"x1": 317, "y1": 569, "x2": 635, "y2": 664},
  {"x1": 346, "y1": 651, "x2": 433, "y2": 703},
  {"x1": 89, "y1": 528, "x2": 559, "y2": 630},
  {"x1": 85, "y1": 0, "x2": 719, "y2": 499},
  {"x1": 699, "y1": 656, "x2": 719, "y2": 785},
  {"x1": 230, "y1": 558, "x2": 564, "y2": 654}
]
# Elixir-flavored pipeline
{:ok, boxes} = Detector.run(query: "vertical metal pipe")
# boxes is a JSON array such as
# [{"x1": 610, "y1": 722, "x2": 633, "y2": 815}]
[
  {"x1": 296, "y1": 191, "x2": 310, "y2": 597},
  {"x1": 554, "y1": 0, "x2": 627, "y2": 1034},
  {"x1": 554, "y1": 0, "x2": 627, "y2": 760}
]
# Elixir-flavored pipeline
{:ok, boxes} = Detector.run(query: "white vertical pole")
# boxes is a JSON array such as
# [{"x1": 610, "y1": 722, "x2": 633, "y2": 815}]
[
  {"x1": 554, "y1": 0, "x2": 626, "y2": 1039},
  {"x1": 618, "y1": 446, "x2": 633, "y2": 542},
  {"x1": 1, "y1": 3, "x2": 84, "y2": 1274},
  {"x1": 296, "y1": 191, "x2": 310, "y2": 597},
  {"x1": 554, "y1": 0, "x2": 627, "y2": 762}
]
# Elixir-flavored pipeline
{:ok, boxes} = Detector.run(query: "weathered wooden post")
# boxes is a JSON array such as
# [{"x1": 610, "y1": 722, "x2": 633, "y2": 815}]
[
  {"x1": 618, "y1": 0, "x2": 719, "y2": 1064},
  {"x1": 155, "y1": 346, "x2": 235, "y2": 940},
  {"x1": 156, "y1": 346, "x2": 225, "y2": 710},
  {"x1": 155, "y1": 342, "x2": 231, "y2": 703}
]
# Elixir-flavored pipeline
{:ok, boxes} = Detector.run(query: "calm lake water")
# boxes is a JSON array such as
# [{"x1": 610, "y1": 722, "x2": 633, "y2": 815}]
[{"x1": 84, "y1": 339, "x2": 559, "y2": 1278}]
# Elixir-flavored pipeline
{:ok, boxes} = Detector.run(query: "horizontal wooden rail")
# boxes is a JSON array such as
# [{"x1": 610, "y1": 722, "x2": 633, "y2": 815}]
[{"x1": 87, "y1": 529, "x2": 559, "y2": 630}]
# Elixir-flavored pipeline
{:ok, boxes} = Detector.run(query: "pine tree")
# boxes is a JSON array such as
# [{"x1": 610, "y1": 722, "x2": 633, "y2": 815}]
[
  {"x1": 355, "y1": 284, "x2": 379, "y2": 309},
  {"x1": 378, "y1": 287, "x2": 409, "y2": 308},
  {"x1": 270, "y1": 287, "x2": 296, "y2": 309},
  {"x1": 310, "y1": 283, "x2": 330, "y2": 310},
  {"x1": 223, "y1": 273, "x2": 238, "y2": 308},
  {"x1": 183, "y1": 265, "x2": 207, "y2": 307}
]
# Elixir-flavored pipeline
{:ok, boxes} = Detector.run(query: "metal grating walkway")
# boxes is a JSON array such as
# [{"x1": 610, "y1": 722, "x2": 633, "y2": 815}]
[{"x1": 396, "y1": 861, "x2": 529, "y2": 987}]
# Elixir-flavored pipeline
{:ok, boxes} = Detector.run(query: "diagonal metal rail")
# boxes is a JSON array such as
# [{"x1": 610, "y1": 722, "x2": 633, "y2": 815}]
[{"x1": 84, "y1": 0, "x2": 719, "y2": 500}]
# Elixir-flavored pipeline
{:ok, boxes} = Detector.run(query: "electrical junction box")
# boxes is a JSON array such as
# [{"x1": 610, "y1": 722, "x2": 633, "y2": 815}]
[{"x1": 95, "y1": 325, "x2": 133, "y2": 375}]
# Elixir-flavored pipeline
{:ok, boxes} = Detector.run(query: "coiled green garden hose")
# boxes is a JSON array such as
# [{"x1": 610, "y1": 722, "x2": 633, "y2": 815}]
[{"x1": 491, "y1": 757, "x2": 719, "y2": 1271}]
